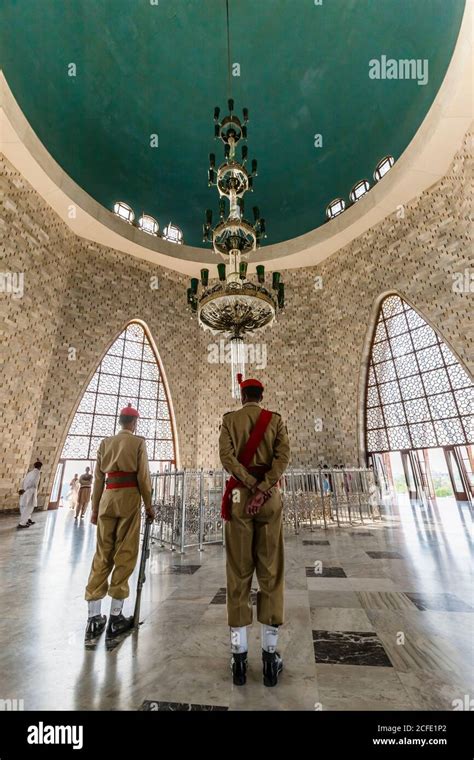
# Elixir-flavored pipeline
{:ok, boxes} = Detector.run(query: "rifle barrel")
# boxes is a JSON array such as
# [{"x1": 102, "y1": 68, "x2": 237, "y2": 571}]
[{"x1": 133, "y1": 516, "x2": 152, "y2": 627}]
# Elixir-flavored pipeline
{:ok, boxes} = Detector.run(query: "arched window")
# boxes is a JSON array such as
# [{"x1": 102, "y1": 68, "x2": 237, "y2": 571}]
[
  {"x1": 113, "y1": 201, "x2": 135, "y2": 223},
  {"x1": 326, "y1": 197, "x2": 345, "y2": 220},
  {"x1": 163, "y1": 222, "x2": 184, "y2": 244},
  {"x1": 349, "y1": 179, "x2": 370, "y2": 203},
  {"x1": 373, "y1": 155, "x2": 394, "y2": 182},
  {"x1": 365, "y1": 294, "x2": 473, "y2": 455},
  {"x1": 61, "y1": 322, "x2": 176, "y2": 472},
  {"x1": 138, "y1": 214, "x2": 159, "y2": 235}
]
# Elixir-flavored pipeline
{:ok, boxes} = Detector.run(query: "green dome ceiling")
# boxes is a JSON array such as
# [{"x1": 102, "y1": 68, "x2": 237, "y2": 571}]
[{"x1": 1, "y1": 0, "x2": 465, "y2": 248}]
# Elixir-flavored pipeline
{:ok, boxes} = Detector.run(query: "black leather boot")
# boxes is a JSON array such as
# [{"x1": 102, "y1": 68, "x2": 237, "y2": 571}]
[
  {"x1": 106, "y1": 613, "x2": 134, "y2": 642},
  {"x1": 231, "y1": 652, "x2": 248, "y2": 686},
  {"x1": 262, "y1": 649, "x2": 283, "y2": 687},
  {"x1": 84, "y1": 614, "x2": 107, "y2": 644}
]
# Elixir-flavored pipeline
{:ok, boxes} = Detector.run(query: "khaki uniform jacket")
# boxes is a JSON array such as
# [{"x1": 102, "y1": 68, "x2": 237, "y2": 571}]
[
  {"x1": 91, "y1": 430, "x2": 152, "y2": 515},
  {"x1": 219, "y1": 402, "x2": 290, "y2": 493}
]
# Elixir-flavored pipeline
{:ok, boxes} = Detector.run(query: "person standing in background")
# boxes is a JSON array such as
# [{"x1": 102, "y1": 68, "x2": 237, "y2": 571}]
[
  {"x1": 68, "y1": 474, "x2": 80, "y2": 511},
  {"x1": 17, "y1": 460, "x2": 43, "y2": 530},
  {"x1": 75, "y1": 467, "x2": 93, "y2": 520}
]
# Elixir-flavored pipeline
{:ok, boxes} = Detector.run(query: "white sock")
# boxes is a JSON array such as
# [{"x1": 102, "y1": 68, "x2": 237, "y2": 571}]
[
  {"x1": 88, "y1": 600, "x2": 102, "y2": 618},
  {"x1": 110, "y1": 598, "x2": 124, "y2": 617},
  {"x1": 262, "y1": 623, "x2": 279, "y2": 653},
  {"x1": 230, "y1": 626, "x2": 248, "y2": 654}
]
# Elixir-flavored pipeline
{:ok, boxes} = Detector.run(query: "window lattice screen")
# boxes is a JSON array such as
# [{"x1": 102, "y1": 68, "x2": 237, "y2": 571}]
[
  {"x1": 366, "y1": 295, "x2": 473, "y2": 453},
  {"x1": 61, "y1": 322, "x2": 176, "y2": 469}
]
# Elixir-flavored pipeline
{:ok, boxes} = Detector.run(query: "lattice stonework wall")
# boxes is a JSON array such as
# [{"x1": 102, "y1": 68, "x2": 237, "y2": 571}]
[
  {"x1": 61, "y1": 322, "x2": 176, "y2": 471},
  {"x1": 0, "y1": 125, "x2": 472, "y2": 510},
  {"x1": 366, "y1": 295, "x2": 472, "y2": 454}
]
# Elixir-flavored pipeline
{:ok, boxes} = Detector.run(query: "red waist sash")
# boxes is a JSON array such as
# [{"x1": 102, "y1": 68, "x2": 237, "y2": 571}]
[
  {"x1": 221, "y1": 409, "x2": 273, "y2": 522},
  {"x1": 106, "y1": 471, "x2": 138, "y2": 490}
]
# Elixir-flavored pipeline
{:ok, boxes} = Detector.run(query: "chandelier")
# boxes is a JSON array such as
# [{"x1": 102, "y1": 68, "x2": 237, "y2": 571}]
[{"x1": 186, "y1": 99, "x2": 285, "y2": 398}]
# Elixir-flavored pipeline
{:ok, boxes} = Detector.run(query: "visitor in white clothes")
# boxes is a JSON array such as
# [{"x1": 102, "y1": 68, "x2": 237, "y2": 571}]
[
  {"x1": 68, "y1": 474, "x2": 80, "y2": 510},
  {"x1": 17, "y1": 460, "x2": 43, "y2": 530}
]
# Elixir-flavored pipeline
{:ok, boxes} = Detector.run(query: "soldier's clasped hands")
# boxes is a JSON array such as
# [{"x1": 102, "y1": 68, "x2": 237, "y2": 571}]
[{"x1": 246, "y1": 490, "x2": 266, "y2": 515}]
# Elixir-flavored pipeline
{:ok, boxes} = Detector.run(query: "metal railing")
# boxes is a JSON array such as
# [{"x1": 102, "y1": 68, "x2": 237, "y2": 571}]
[
  {"x1": 281, "y1": 468, "x2": 381, "y2": 532},
  {"x1": 150, "y1": 469, "x2": 226, "y2": 552},
  {"x1": 150, "y1": 467, "x2": 380, "y2": 552}
]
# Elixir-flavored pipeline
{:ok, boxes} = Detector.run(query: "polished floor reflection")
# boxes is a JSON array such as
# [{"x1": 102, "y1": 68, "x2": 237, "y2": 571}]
[{"x1": 0, "y1": 496, "x2": 472, "y2": 711}]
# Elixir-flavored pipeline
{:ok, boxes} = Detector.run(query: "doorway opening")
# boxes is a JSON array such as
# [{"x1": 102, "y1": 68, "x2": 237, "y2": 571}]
[{"x1": 371, "y1": 446, "x2": 473, "y2": 506}]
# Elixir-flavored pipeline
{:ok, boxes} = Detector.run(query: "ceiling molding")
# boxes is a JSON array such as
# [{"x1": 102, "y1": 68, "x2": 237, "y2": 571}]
[{"x1": 0, "y1": 0, "x2": 472, "y2": 276}]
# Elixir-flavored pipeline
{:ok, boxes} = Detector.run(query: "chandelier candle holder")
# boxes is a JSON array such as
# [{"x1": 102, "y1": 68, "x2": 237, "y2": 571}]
[{"x1": 186, "y1": 100, "x2": 285, "y2": 398}]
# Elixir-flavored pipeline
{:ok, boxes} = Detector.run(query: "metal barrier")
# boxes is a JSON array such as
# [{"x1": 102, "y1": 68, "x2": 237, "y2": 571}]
[
  {"x1": 281, "y1": 468, "x2": 381, "y2": 532},
  {"x1": 150, "y1": 469, "x2": 226, "y2": 552},
  {"x1": 150, "y1": 467, "x2": 381, "y2": 552}
]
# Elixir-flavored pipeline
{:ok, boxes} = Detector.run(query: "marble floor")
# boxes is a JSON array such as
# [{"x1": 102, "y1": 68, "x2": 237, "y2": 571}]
[{"x1": 0, "y1": 496, "x2": 472, "y2": 711}]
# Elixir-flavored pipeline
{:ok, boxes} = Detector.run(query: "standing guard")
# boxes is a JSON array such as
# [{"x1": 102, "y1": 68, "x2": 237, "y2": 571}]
[
  {"x1": 219, "y1": 375, "x2": 290, "y2": 686},
  {"x1": 84, "y1": 403, "x2": 154, "y2": 645}
]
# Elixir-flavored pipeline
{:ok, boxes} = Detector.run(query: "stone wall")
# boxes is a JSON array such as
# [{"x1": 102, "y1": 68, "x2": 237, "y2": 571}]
[
  {"x1": 0, "y1": 125, "x2": 472, "y2": 510},
  {"x1": 0, "y1": 156, "x2": 201, "y2": 509}
]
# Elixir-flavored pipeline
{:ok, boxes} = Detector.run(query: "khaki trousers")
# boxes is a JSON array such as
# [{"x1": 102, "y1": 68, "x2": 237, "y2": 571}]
[
  {"x1": 85, "y1": 489, "x2": 141, "y2": 601},
  {"x1": 225, "y1": 486, "x2": 284, "y2": 627},
  {"x1": 75, "y1": 486, "x2": 91, "y2": 518}
]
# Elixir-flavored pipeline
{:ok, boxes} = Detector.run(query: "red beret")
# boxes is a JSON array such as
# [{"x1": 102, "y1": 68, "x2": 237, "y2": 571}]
[
  {"x1": 120, "y1": 403, "x2": 140, "y2": 418},
  {"x1": 237, "y1": 373, "x2": 264, "y2": 391}
]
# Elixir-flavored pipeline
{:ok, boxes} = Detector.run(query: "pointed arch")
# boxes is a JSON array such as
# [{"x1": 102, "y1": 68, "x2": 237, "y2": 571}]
[
  {"x1": 61, "y1": 319, "x2": 178, "y2": 471},
  {"x1": 361, "y1": 293, "x2": 473, "y2": 460}
]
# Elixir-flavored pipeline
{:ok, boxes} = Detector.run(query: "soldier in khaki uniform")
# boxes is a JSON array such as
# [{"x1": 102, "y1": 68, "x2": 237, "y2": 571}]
[
  {"x1": 219, "y1": 376, "x2": 290, "y2": 687},
  {"x1": 84, "y1": 403, "x2": 154, "y2": 645}
]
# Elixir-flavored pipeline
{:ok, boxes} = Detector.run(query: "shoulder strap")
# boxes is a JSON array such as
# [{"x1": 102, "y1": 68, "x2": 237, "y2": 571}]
[{"x1": 238, "y1": 409, "x2": 273, "y2": 468}]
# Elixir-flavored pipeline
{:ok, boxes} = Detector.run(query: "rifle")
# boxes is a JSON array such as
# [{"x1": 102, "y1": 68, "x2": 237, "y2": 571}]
[{"x1": 133, "y1": 511, "x2": 154, "y2": 628}]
